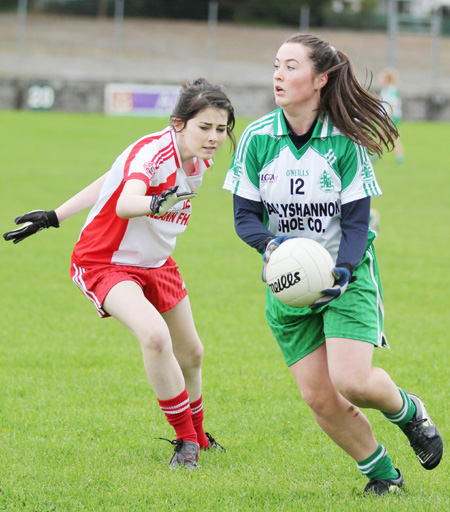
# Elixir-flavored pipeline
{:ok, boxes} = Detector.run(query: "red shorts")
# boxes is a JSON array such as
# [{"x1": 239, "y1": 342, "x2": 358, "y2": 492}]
[{"x1": 70, "y1": 256, "x2": 188, "y2": 318}]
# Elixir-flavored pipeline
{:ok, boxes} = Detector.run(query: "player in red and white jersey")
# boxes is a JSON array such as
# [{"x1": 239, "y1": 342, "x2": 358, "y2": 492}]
[
  {"x1": 71, "y1": 125, "x2": 212, "y2": 269},
  {"x1": 4, "y1": 78, "x2": 236, "y2": 469}
]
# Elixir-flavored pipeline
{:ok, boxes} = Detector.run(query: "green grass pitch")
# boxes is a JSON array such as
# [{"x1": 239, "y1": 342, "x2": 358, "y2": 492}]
[{"x1": 0, "y1": 111, "x2": 449, "y2": 511}]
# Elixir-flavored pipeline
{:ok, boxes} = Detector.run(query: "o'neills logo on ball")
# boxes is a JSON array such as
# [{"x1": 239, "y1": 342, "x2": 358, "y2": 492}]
[{"x1": 268, "y1": 271, "x2": 301, "y2": 293}]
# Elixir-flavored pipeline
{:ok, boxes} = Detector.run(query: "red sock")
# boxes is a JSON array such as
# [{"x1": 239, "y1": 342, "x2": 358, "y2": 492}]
[
  {"x1": 190, "y1": 395, "x2": 209, "y2": 449},
  {"x1": 158, "y1": 389, "x2": 198, "y2": 444}
]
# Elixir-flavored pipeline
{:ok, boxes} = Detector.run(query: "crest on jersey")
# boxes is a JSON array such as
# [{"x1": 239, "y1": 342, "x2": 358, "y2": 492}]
[
  {"x1": 360, "y1": 161, "x2": 375, "y2": 183},
  {"x1": 143, "y1": 161, "x2": 156, "y2": 180},
  {"x1": 231, "y1": 159, "x2": 243, "y2": 186},
  {"x1": 319, "y1": 169, "x2": 334, "y2": 192}
]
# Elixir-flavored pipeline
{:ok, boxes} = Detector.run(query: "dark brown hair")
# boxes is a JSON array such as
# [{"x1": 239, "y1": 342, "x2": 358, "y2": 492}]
[
  {"x1": 171, "y1": 78, "x2": 236, "y2": 152},
  {"x1": 285, "y1": 34, "x2": 398, "y2": 156}
]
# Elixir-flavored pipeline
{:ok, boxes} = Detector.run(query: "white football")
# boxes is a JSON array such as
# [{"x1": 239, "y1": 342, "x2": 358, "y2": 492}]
[{"x1": 265, "y1": 238, "x2": 335, "y2": 308}]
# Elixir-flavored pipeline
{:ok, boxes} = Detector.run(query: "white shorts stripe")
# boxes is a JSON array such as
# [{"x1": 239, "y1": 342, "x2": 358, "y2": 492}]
[
  {"x1": 366, "y1": 249, "x2": 388, "y2": 349},
  {"x1": 71, "y1": 263, "x2": 106, "y2": 317}
]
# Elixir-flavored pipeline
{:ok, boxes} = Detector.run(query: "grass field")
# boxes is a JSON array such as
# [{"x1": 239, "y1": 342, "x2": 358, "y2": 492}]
[{"x1": 0, "y1": 111, "x2": 449, "y2": 511}]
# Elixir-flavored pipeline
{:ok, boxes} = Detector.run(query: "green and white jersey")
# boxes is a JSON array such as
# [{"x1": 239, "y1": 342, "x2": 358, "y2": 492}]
[
  {"x1": 223, "y1": 109, "x2": 382, "y2": 261},
  {"x1": 380, "y1": 85, "x2": 402, "y2": 124}
]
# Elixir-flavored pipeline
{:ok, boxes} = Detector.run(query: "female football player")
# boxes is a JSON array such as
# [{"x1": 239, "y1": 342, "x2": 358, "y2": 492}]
[
  {"x1": 4, "y1": 78, "x2": 236, "y2": 469},
  {"x1": 379, "y1": 67, "x2": 405, "y2": 164},
  {"x1": 223, "y1": 34, "x2": 442, "y2": 495}
]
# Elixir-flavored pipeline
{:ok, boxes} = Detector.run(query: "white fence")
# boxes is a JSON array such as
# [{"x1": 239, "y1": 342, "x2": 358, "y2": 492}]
[{"x1": 1, "y1": 8, "x2": 449, "y2": 119}]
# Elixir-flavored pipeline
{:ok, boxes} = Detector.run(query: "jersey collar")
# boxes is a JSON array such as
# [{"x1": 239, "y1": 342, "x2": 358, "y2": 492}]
[{"x1": 273, "y1": 109, "x2": 333, "y2": 139}]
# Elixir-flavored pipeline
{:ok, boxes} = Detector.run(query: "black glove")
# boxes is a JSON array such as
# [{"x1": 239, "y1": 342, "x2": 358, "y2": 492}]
[
  {"x1": 310, "y1": 266, "x2": 356, "y2": 310},
  {"x1": 150, "y1": 185, "x2": 197, "y2": 216},
  {"x1": 3, "y1": 210, "x2": 59, "y2": 244}
]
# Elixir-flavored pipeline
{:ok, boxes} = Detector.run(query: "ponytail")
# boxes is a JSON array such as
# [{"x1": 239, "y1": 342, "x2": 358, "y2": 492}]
[{"x1": 285, "y1": 34, "x2": 398, "y2": 156}]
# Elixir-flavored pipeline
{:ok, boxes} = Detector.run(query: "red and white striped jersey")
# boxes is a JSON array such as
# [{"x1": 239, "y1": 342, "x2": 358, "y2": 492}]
[{"x1": 72, "y1": 126, "x2": 212, "y2": 268}]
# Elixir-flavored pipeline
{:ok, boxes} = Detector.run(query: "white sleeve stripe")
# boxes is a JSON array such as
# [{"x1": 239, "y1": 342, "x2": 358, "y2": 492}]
[{"x1": 235, "y1": 114, "x2": 274, "y2": 162}]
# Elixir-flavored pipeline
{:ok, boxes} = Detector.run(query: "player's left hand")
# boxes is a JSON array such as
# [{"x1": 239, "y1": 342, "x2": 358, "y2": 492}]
[
  {"x1": 310, "y1": 266, "x2": 354, "y2": 310},
  {"x1": 262, "y1": 236, "x2": 293, "y2": 282},
  {"x1": 150, "y1": 186, "x2": 197, "y2": 216},
  {"x1": 3, "y1": 210, "x2": 60, "y2": 244}
]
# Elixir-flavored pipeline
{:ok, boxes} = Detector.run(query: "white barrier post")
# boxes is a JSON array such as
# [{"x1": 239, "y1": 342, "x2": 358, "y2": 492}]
[
  {"x1": 17, "y1": 0, "x2": 28, "y2": 69},
  {"x1": 387, "y1": 0, "x2": 398, "y2": 68},
  {"x1": 113, "y1": 0, "x2": 125, "y2": 78},
  {"x1": 208, "y1": 1, "x2": 218, "y2": 80}
]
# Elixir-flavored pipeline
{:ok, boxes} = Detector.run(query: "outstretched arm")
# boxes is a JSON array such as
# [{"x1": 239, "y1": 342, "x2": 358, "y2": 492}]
[
  {"x1": 55, "y1": 172, "x2": 108, "y2": 221},
  {"x1": 3, "y1": 172, "x2": 109, "y2": 243}
]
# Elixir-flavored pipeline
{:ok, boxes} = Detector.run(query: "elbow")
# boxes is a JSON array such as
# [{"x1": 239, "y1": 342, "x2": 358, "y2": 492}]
[
  {"x1": 234, "y1": 215, "x2": 246, "y2": 239},
  {"x1": 115, "y1": 200, "x2": 130, "y2": 219},
  {"x1": 233, "y1": 215, "x2": 241, "y2": 235}
]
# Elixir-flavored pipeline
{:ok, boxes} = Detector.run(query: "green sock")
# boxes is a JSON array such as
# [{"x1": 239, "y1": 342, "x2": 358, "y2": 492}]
[
  {"x1": 357, "y1": 444, "x2": 398, "y2": 480},
  {"x1": 382, "y1": 387, "x2": 416, "y2": 428}
]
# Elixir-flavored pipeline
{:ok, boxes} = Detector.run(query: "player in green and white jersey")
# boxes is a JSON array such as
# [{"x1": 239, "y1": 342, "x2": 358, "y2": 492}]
[
  {"x1": 224, "y1": 34, "x2": 442, "y2": 496},
  {"x1": 225, "y1": 110, "x2": 380, "y2": 264}
]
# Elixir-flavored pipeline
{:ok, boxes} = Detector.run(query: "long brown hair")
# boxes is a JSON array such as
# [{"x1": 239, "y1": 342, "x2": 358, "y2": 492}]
[{"x1": 285, "y1": 34, "x2": 398, "y2": 156}]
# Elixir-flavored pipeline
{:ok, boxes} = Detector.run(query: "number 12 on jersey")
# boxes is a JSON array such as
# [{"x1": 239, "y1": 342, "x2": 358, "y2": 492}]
[{"x1": 290, "y1": 178, "x2": 305, "y2": 195}]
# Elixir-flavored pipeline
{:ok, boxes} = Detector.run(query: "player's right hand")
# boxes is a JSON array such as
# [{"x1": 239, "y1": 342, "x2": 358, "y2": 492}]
[
  {"x1": 3, "y1": 210, "x2": 60, "y2": 244},
  {"x1": 150, "y1": 186, "x2": 197, "y2": 216},
  {"x1": 262, "y1": 236, "x2": 294, "y2": 282}
]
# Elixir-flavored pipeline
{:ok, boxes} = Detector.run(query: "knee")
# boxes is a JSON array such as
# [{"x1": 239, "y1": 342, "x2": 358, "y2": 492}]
[
  {"x1": 331, "y1": 374, "x2": 368, "y2": 406},
  {"x1": 181, "y1": 340, "x2": 204, "y2": 372},
  {"x1": 138, "y1": 324, "x2": 171, "y2": 354},
  {"x1": 192, "y1": 342, "x2": 204, "y2": 367},
  {"x1": 300, "y1": 387, "x2": 332, "y2": 417}
]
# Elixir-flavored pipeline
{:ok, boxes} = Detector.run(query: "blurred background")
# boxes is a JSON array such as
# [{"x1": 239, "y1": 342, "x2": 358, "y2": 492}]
[{"x1": 1, "y1": 0, "x2": 449, "y2": 118}]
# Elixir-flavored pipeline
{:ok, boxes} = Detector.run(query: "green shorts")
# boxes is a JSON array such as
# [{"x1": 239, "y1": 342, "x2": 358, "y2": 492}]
[{"x1": 265, "y1": 244, "x2": 388, "y2": 367}]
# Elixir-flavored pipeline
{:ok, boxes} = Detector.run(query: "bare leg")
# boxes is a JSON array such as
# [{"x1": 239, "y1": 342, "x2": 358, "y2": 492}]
[
  {"x1": 326, "y1": 338, "x2": 403, "y2": 414},
  {"x1": 289, "y1": 344, "x2": 378, "y2": 461},
  {"x1": 393, "y1": 138, "x2": 405, "y2": 161},
  {"x1": 102, "y1": 280, "x2": 185, "y2": 400},
  {"x1": 162, "y1": 296, "x2": 204, "y2": 402}
]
